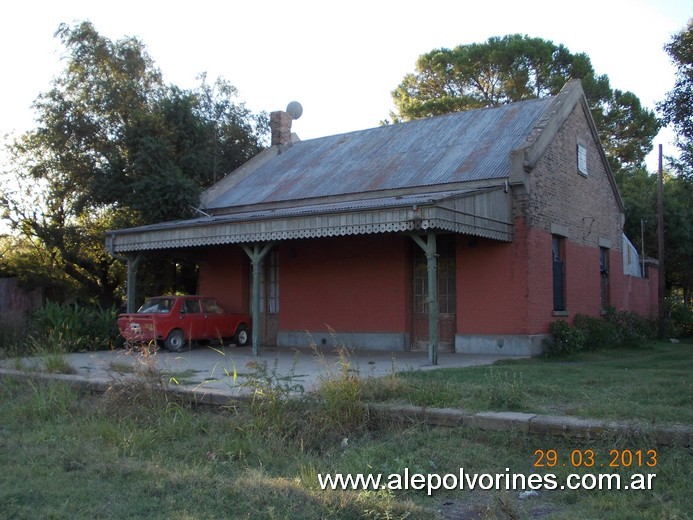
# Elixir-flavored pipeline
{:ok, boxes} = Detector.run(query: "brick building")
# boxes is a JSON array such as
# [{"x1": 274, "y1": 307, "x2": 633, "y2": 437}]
[{"x1": 106, "y1": 80, "x2": 658, "y2": 359}]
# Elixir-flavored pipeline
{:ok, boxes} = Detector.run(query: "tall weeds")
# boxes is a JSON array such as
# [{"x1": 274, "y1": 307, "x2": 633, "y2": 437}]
[
  {"x1": 309, "y1": 330, "x2": 370, "y2": 440},
  {"x1": 103, "y1": 341, "x2": 185, "y2": 424},
  {"x1": 222, "y1": 331, "x2": 373, "y2": 453}
]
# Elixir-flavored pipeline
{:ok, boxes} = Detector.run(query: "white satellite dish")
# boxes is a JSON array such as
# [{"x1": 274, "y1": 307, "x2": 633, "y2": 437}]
[{"x1": 286, "y1": 101, "x2": 303, "y2": 120}]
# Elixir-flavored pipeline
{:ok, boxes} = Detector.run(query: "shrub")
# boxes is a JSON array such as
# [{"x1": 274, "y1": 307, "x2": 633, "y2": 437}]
[
  {"x1": 25, "y1": 302, "x2": 120, "y2": 353},
  {"x1": 573, "y1": 313, "x2": 619, "y2": 350},
  {"x1": 603, "y1": 308, "x2": 656, "y2": 348},
  {"x1": 545, "y1": 319, "x2": 587, "y2": 355},
  {"x1": 667, "y1": 296, "x2": 693, "y2": 338},
  {"x1": 546, "y1": 310, "x2": 655, "y2": 356}
]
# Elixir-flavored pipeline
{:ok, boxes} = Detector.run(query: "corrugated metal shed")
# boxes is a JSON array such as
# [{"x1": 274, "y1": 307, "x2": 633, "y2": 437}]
[{"x1": 202, "y1": 98, "x2": 551, "y2": 211}]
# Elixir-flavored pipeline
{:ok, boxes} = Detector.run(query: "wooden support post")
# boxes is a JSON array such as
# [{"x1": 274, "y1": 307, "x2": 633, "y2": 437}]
[
  {"x1": 125, "y1": 254, "x2": 142, "y2": 313},
  {"x1": 242, "y1": 242, "x2": 275, "y2": 357},
  {"x1": 410, "y1": 230, "x2": 438, "y2": 365}
]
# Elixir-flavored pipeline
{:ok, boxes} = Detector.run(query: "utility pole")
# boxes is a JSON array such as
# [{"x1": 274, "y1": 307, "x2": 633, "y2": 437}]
[{"x1": 657, "y1": 145, "x2": 666, "y2": 338}]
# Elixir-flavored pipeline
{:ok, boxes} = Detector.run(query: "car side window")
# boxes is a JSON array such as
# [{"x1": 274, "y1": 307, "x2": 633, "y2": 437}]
[
  {"x1": 203, "y1": 299, "x2": 223, "y2": 314},
  {"x1": 182, "y1": 299, "x2": 201, "y2": 314}
]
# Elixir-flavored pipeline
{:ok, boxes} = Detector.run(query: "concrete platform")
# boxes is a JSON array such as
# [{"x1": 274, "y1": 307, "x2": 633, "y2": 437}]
[
  {"x1": 0, "y1": 344, "x2": 510, "y2": 398},
  {"x1": 2, "y1": 346, "x2": 689, "y2": 447}
]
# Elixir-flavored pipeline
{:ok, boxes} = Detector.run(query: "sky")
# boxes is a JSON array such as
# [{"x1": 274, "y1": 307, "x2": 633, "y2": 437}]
[{"x1": 1, "y1": 0, "x2": 691, "y2": 173}]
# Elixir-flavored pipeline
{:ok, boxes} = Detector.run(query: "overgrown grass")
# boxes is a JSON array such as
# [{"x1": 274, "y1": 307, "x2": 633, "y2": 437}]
[
  {"x1": 0, "y1": 331, "x2": 690, "y2": 517},
  {"x1": 361, "y1": 342, "x2": 693, "y2": 425},
  {"x1": 0, "y1": 375, "x2": 689, "y2": 519},
  {"x1": 2, "y1": 341, "x2": 76, "y2": 374}
]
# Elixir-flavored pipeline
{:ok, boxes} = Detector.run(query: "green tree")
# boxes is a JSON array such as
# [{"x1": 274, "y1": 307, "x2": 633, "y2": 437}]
[
  {"x1": 659, "y1": 19, "x2": 693, "y2": 179},
  {"x1": 657, "y1": 20, "x2": 693, "y2": 303},
  {"x1": 616, "y1": 167, "x2": 657, "y2": 260},
  {"x1": 618, "y1": 167, "x2": 693, "y2": 303},
  {"x1": 0, "y1": 21, "x2": 266, "y2": 305},
  {"x1": 391, "y1": 34, "x2": 659, "y2": 173},
  {"x1": 662, "y1": 174, "x2": 693, "y2": 302}
]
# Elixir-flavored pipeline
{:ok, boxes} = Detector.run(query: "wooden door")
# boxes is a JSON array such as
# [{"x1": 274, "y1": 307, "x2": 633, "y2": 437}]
[{"x1": 258, "y1": 250, "x2": 279, "y2": 346}]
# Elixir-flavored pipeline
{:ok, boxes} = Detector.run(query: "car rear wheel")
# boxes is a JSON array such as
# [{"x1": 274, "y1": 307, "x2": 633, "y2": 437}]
[
  {"x1": 165, "y1": 329, "x2": 185, "y2": 352},
  {"x1": 234, "y1": 325, "x2": 250, "y2": 347}
]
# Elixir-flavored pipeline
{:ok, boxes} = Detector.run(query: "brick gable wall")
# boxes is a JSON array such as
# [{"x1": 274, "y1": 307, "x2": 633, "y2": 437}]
[
  {"x1": 508, "y1": 101, "x2": 658, "y2": 327},
  {"x1": 524, "y1": 103, "x2": 623, "y2": 249}
]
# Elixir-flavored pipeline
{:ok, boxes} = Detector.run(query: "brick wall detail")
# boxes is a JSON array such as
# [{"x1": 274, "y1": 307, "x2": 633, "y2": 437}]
[{"x1": 524, "y1": 104, "x2": 623, "y2": 250}]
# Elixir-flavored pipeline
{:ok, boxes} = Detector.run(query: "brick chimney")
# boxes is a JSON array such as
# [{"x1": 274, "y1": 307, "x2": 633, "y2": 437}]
[{"x1": 270, "y1": 110, "x2": 294, "y2": 147}]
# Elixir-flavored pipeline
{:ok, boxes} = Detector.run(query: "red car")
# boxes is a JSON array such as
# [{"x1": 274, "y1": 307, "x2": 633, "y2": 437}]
[{"x1": 117, "y1": 296, "x2": 251, "y2": 352}]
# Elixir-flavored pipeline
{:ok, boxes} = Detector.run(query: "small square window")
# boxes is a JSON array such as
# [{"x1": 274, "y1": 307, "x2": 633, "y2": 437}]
[{"x1": 577, "y1": 144, "x2": 588, "y2": 176}]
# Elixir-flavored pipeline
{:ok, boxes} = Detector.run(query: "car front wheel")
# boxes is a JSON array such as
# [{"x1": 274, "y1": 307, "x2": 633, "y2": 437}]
[
  {"x1": 165, "y1": 329, "x2": 185, "y2": 352},
  {"x1": 234, "y1": 325, "x2": 250, "y2": 347}
]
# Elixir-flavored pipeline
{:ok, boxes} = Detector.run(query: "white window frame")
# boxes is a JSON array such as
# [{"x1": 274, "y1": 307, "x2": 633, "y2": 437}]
[{"x1": 577, "y1": 142, "x2": 588, "y2": 176}]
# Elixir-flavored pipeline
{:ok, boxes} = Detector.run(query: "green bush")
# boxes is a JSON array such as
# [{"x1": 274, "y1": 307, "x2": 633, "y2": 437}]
[
  {"x1": 603, "y1": 308, "x2": 656, "y2": 348},
  {"x1": 545, "y1": 319, "x2": 587, "y2": 355},
  {"x1": 667, "y1": 296, "x2": 693, "y2": 338},
  {"x1": 25, "y1": 302, "x2": 120, "y2": 353},
  {"x1": 573, "y1": 313, "x2": 618, "y2": 350},
  {"x1": 546, "y1": 310, "x2": 655, "y2": 356}
]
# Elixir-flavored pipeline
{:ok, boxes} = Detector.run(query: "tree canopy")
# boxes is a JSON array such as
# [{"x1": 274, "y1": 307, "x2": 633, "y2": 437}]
[
  {"x1": 658, "y1": 19, "x2": 693, "y2": 179},
  {"x1": 656, "y1": 20, "x2": 693, "y2": 302},
  {"x1": 393, "y1": 32, "x2": 692, "y2": 302},
  {"x1": 618, "y1": 20, "x2": 693, "y2": 304},
  {"x1": 0, "y1": 21, "x2": 267, "y2": 305},
  {"x1": 390, "y1": 34, "x2": 660, "y2": 173}
]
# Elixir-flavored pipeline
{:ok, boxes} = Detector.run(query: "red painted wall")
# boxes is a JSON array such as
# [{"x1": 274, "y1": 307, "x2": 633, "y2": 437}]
[
  {"x1": 456, "y1": 223, "x2": 658, "y2": 338},
  {"x1": 280, "y1": 235, "x2": 409, "y2": 334},
  {"x1": 197, "y1": 236, "x2": 411, "y2": 337},
  {"x1": 611, "y1": 263, "x2": 659, "y2": 319},
  {"x1": 564, "y1": 241, "x2": 602, "y2": 316},
  {"x1": 524, "y1": 225, "x2": 554, "y2": 332},
  {"x1": 195, "y1": 228, "x2": 657, "y2": 346},
  {"x1": 197, "y1": 246, "x2": 248, "y2": 314},
  {"x1": 456, "y1": 233, "x2": 531, "y2": 335}
]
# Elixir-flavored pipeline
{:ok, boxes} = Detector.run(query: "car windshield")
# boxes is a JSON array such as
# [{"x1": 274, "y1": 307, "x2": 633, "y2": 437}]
[{"x1": 138, "y1": 298, "x2": 174, "y2": 314}]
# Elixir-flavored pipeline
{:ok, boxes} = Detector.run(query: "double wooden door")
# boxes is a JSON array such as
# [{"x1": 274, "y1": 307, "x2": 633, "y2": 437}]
[{"x1": 412, "y1": 236, "x2": 456, "y2": 351}]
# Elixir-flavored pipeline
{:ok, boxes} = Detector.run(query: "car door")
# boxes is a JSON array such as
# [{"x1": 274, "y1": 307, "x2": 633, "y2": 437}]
[
  {"x1": 179, "y1": 298, "x2": 206, "y2": 340},
  {"x1": 201, "y1": 298, "x2": 230, "y2": 340}
]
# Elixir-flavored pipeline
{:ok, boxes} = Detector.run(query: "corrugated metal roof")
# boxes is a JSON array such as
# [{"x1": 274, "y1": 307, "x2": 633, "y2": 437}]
[
  {"x1": 111, "y1": 188, "x2": 485, "y2": 235},
  {"x1": 203, "y1": 98, "x2": 552, "y2": 211},
  {"x1": 106, "y1": 187, "x2": 514, "y2": 253}
]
